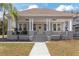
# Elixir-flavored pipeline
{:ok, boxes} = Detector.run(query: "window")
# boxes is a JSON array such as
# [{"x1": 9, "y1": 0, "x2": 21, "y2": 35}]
[
  {"x1": 53, "y1": 24, "x2": 56, "y2": 31},
  {"x1": 22, "y1": 23, "x2": 28, "y2": 35},
  {"x1": 76, "y1": 20, "x2": 79, "y2": 22},
  {"x1": 23, "y1": 24, "x2": 27, "y2": 31},
  {"x1": 39, "y1": 26, "x2": 41, "y2": 29},
  {"x1": 44, "y1": 24, "x2": 46, "y2": 31},
  {"x1": 57, "y1": 24, "x2": 60, "y2": 31},
  {"x1": 65, "y1": 21, "x2": 68, "y2": 31},
  {"x1": 33, "y1": 24, "x2": 36, "y2": 31},
  {"x1": 52, "y1": 23, "x2": 61, "y2": 31},
  {"x1": 75, "y1": 27, "x2": 79, "y2": 32}
]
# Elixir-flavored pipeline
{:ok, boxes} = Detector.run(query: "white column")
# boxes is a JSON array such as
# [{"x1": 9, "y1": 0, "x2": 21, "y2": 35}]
[
  {"x1": 7, "y1": 19, "x2": 12, "y2": 35},
  {"x1": 46, "y1": 19, "x2": 49, "y2": 31},
  {"x1": 22, "y1": 24, "x2": 23, "y2": 31},
  {"x1": 31, "y1": 19, "x2": 33, "y2": 31},
  {"x1": 69, "y1": 19, "x2": 72, "y2": 31},
  {"x1": 63, "y1": 22, "x2": 65, "y2": 31},
  {"x1": 29, "y1": 19, "x2": 32, "y2": 31},
  {"x1": 49, "y1": 19, "x2": 50, "y2": 31}
]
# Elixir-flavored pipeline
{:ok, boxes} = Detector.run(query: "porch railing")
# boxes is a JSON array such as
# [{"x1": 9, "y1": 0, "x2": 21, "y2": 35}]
[{"x1": 12, "y1": 31, "x2": 29, "y2": 35}]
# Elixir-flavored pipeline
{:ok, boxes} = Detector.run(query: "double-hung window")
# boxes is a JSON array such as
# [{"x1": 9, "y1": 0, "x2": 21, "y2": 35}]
[
  {"x1": 57, "y1": 24, "x2": 61, "y2": 31},
  {"x1": 19, "y1": 24, "x2": 22, "y2": 31},
  {"x1": 53, "y1": 24, "x2": 56, "y2": 31},
  {"x1": 23, "y1": 24, "x2": 27, "y2": 31},
  {"x1": 52, "y1": 23, "x2": 61, "y2": 31}
]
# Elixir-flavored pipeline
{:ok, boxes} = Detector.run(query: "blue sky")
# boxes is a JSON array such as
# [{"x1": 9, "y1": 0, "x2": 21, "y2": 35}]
[
  {"x1": 13, "y1": 3, "x2": 79, "y2": 11},
  {"x1": 0, "y1": 3, "x2": 79, "y2": 18}
]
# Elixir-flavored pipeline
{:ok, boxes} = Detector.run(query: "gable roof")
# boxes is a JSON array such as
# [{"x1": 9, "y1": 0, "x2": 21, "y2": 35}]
[{"x1": 18, "y1": 8, "x2": 74, "y2": 17}]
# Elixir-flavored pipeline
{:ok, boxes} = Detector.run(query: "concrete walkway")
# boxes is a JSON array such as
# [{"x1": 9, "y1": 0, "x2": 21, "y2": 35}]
[{"x1": 29, "y1": 42, "x2": 50, "y2": 56}]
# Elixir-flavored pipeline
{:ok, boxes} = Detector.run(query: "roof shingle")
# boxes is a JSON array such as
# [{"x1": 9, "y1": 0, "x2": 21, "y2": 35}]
[{"x1": 18, "y1": 8, "x2": 74, "y2": 17}]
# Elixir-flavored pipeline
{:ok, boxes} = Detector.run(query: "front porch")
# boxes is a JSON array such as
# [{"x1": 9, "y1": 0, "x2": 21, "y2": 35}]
[{"x1": 7, "y1": 16, "x2": 73, "y2": 41}]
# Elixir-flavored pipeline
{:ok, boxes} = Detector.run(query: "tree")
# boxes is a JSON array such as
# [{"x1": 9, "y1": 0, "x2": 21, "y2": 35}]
[
  {"x1": 0, "y1": 19, "x2": 8, "y2": 35},
  {"x1": 10, "y1": 8, "x2": 19, "y2": 40},
  {"x1": 0, "y1": 3, "x2": 16, "y2": 39},
  {"x1": 0, "y1": 20, "x2": 2, "y2": 35},
  {"x1": 6, "y1": 4, "x2": 19, "y2": 40}
]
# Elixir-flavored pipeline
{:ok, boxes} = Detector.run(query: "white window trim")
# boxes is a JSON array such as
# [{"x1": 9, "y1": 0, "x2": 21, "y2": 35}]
[
  {"x1": 52, "y1": 22, "x2": 62, "y2": 32},
  {"x1": 18, "y1": 23, "x2": 23, "y2": 32},
  {"x1": 18, "y1": 22, "x2": 29, "y2": 32}
]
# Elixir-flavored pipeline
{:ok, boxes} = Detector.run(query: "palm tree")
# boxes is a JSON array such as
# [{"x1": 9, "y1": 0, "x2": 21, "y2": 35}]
[
  {"x1": 0, "y1": 3, "x2": 17, "y2": 39},
  {"x1": 9, "y1": 7, "x2": 19, "y2": 40}
]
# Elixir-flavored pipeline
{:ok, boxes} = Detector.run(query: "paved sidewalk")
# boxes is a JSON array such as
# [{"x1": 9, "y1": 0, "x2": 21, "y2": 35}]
[{"x1": 29, "y1": 42, "x2": 50, "y2": 56}]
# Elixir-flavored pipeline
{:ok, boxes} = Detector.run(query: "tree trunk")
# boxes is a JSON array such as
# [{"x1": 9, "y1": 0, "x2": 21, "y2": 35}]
[
  {"x1": 2, "y1": 8, "x2": 5, "y2": 39},
  {"x1": 15, "y1": 16, "x2": 19, "y2": 40}
]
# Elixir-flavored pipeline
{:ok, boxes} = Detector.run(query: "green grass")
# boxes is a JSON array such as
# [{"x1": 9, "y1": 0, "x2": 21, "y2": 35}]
[
  {"x1": 46, "y1": 40, "x2": 79, "y2": 56},
  {"x1": 0, "y1": 43, "x2": 34, "y2": 56}
]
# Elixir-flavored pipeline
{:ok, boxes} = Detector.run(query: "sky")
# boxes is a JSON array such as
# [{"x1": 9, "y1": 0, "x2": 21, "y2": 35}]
[
  {"x1": 0, "y1": 3, "x2": 79, "y2": 18},
  {"x1": 13, "y1": 3, "x2": 79, "y2": 11}
]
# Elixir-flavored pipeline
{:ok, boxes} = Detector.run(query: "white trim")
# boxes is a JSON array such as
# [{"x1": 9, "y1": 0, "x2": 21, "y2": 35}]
[
  {"x1": 29, "y1": 19, "x2": 32, "y2": 31},
  {"x1": 31, "y1": 19, "x2": 33, "y2": 31},
  {"x1": 8, "y1": 19, "x2": 12, "y2": 31},
  {"x1": 22, "y1": 24, "x2": 23, "y2": 31},
  {"x1": 63, "y1": 22, "x2": 65, "y2": 31},
  {"x1": 46, "y1": 19, "x2": 49, "y2": 31},
  {"x1": 7, "y1": 19, "x2": 12, "y2": 35},
  {"x1": 48, "y1": 19, "x2": 50, "y2": 31},
  {"x1": 69, "y1": 19, "x2": 72, "y2": 31},
  {"x1": 52, "y1": 22, "x2": 62, "y2": 32},
  {"x1": 51, "y1": 35, "x2": 60, "y2": 36}
]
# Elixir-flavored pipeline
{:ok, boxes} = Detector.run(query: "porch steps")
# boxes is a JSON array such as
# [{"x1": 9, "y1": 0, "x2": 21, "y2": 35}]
[{"x1": 33, "y1": 34, "x2": 47, "y2": 42}]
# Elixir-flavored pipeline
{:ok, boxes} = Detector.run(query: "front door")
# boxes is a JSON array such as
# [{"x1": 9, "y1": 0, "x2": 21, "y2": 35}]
[
  {"x1": 36, "y1": 24, "x2": 44, "y2": 34},
  {"x1": 33, "y1": 23, "x2": 47, "y2": 42}
]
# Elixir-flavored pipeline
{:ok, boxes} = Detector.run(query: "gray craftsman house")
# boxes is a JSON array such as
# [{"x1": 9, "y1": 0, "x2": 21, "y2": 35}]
[{"x1": 7, "y1": 8, "x2": 79, "y2": 41}]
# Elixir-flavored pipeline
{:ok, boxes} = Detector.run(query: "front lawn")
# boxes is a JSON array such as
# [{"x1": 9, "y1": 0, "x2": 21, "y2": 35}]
[
  {"x1": 0, "y1": 43, "x2": 34, "y2": 56},
  {"x1": 46, "y1": 40, "x2": 79, "y2": 56}
]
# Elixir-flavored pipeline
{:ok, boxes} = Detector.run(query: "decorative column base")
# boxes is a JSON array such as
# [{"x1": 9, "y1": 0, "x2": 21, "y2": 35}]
[
  {"x1": 29, "y1": 31, "x2": 34, "y2": 41},
  {"x1": 46, "y1": 31, "x2": 51, "y2": 40}
]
